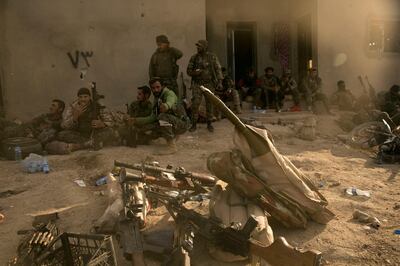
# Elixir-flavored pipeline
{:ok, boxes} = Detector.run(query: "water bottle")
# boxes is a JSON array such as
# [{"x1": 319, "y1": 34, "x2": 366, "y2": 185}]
[
  {"x1": 14, "y1": 146, "x2": 22, "y2": 161},
  {"x1": 95, "y1": 176, "x2": 108, "y2": 186},
  {"x1": 42, "y1": 152, "x2": 50, "y2": 174}
]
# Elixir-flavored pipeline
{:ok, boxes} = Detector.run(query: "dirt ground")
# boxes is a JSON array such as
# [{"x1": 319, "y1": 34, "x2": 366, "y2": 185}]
[{"x1": 0, "y1": 111, "x2": 399, "y2": 265}]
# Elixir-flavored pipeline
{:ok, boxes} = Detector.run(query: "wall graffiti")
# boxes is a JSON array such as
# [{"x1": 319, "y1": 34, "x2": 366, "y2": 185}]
[{"x1": 67, "y1": 50, "x2": 94, "y2": 68}]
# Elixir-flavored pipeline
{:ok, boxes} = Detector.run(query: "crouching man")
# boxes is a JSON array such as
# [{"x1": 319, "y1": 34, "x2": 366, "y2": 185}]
[
  {"x1": 131, "y1": 77, "x2": 189, "y2": 155},
  {"x1": 46, "y1": 87, "x2": 119, "y2": 154}
]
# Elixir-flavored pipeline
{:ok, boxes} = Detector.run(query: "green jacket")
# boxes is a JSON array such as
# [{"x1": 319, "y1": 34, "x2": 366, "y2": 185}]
[{"x1": 135, "y1": 87, "x2": 178, "y2": 126}]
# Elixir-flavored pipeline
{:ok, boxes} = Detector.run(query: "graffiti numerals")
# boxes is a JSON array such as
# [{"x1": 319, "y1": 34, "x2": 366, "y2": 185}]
[{"x1": 67, "y1": 50, "x2": 94, "y2": 68}]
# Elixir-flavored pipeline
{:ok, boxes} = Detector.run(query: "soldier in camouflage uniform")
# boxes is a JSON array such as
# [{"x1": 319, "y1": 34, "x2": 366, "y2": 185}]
[
  {"x1": 187, "y1": 40, "x2": 223, "y2": 132},
  {"x1": 120, "y1": 85, "x2": 153, "y2": 146},
  {"x1": 149, "y1": 35, "x2": 183, "y2": 96},
  {"x1": 52, "y1": 87, "x2": 118, "y2": 153},
  {"x1": 131, "y1": 78, "x2": 189, "y2": 154},
  {"x1": 258, "y1": 67, "x2": 281, "y2": 111},
  {"x1": 301, "y1": 68, "x2": 332, "y2": 114},
  {"x1": 0, "y1": 99, "x2": 65, "y2": 145},
  {"x1": 215, "y1": 67, "x2": 241, "y2": 115},
  {"x1": 278, "y1": 69, "x2": 300, "y2": 111}
]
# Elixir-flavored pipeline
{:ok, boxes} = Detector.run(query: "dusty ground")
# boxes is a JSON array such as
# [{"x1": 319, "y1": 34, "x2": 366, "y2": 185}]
[{"x1": 0, "y1": 111, "x2": 399, "y2": 265}]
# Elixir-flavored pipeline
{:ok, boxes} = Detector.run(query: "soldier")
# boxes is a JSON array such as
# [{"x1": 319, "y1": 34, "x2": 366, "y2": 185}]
[
  {"x1": 0, "y1": 99, "x2": 65, "y2": 146},
  {"x1": 121, "y1": 85, "x2": 153, "y2": 146},
  {"x1": 52, "y1": 87, "x2": 118, "y2": 153},
  {"x1": 149, "y1": 35, "x2": 183, "y2": 96},
  {"x1": 215, "y1": 67, "x2": 241, "y2": 115},
  {"x1": 301, "y1": 68, "x2": 332, "y2": 114},
  {"x1": 131, "y1": 78, "x2": 189, "y2": 155},
  {"x1": 187, "y1": 39, "x2": 223, "y2": 132},
  {"x1": 278, "y1": 69, "x2": 300, "y2": 111},
  {"x1": 330, "y1": 80, "x2": 356, "y2": 111},
  {"x1": 258, "y1": 67, "x2": 281, "y2": 111}
]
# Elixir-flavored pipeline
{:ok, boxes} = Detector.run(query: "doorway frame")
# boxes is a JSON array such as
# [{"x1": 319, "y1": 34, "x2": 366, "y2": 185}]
[{"x1": 226, "y1": 21, "x2": 257, "y2": 81}]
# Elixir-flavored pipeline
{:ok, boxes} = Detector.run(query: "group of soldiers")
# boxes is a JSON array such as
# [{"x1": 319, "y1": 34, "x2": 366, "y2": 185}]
[{"x1": 0, "y1": 35, "x2": 235, "y2": 155}]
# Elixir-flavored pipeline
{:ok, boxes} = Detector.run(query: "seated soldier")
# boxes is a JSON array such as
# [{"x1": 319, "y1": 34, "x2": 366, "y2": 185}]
[
  {"x1": 380, "y1": 85, "x2": 400, "y2": 117},
  {"x1": 237, "y1": 68, "x2": 261, "y2": 106},
  {"x1": 301, "y1": 68, "x2": 332, "y2": 114},
  {"x1": 1, "y1": 99, "x2": 65, "y2": 147},
  {"x1": 215, "y1": 67, "x2": 241, "y2": 115},
  {"x1": 131, "y1": 77, "x2": 190, "y2": 155},
  {"x1": 258, "y1": 67, "x2": 281, "y2": 111},
  {"x1": 330, "y1": 80, "x2": 356, "y2": 111},
  {"x1": 277, "y1": 69, "x2": 300, "y2": 112},
  {"x1": 121, "y1": 85, "x2": 153, "y2": 146},
  {"x1": 47, "y1": 87, "x2": 118, "y2": 154}
]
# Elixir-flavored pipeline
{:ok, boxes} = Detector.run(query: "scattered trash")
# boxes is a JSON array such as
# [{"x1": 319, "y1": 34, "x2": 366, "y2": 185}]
[
  {"x1": 14, "y1": 146, "x2": 22, "y2": 161},
  {"x1": 94, "y1": 191, "x2": 105, "y2": 196},
  {"x1": 22, "y1": 153, "x2": 50, "y2": 173},
  {"x1": 0, "y1": 212, "x2": 4, "y2": 223},
  {"x1": 95, "y1": 176, "x2": 108, "y2": 186},
  {"x1": 345, "y1": 187, "x2": 371, "y2": 198},
  {"x1": 353, "y1": 209, "x2": 381, "y2": 229},
  {"x1": 74, "y1": 180, "x2": 86, "y2": 187},
  {"x1": 394, "y1": 230, "x2": 400, "y2": 235}
]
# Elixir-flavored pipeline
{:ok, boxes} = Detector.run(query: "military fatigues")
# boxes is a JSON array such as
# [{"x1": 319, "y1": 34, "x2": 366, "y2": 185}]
[
  {"x1": 278, "y1": 76, "x2": 300, "y2": 108},
  {"x1": 187, "y1": 52, "x2": 223, "y2": 122},
  {"x1": 331, "y1": 89, "x2": 356, "y2": 111},
  {"x1": 58, "y1": 101, "x2": 118, "y2": 146},
  {"x1": 149, "y1": 47, "x2": 183, "y2": 95},
  {"x1": 258, "y1": 75, "x2": 281, "y2": 110},
  {"x1": 119, "y1": 100, "x2": 153, "y2": 145},
  {"x1": 301, "y1": 76, "x2": 330, "y2": 112},
  {"x1": 215, "y1": 73, "x2": 241, "y2": 114},
  {"x1": 134, "y1": 88, "x2": 189, "y2": 141}
]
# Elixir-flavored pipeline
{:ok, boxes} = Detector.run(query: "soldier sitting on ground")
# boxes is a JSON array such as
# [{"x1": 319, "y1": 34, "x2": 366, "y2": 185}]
[
  {"x1": 130, "y1": 77, "x2": 190, "y2": 155},
  {"x1": 330, "y1": 80, "x2": 356, "y2": 111},
  {"x1": 1, "y1": 99, "x2": 65, "y2": 147},
  {"x1": 258, "y1": 66, "x2": 281, "y2": 111},
  {"x1": 120, "y1": 85, "x2": 153, "y2": 146},
  {"x1": 301, "y1": 68, "x2": 332, "y2": 114},
  {"x1": 46, "y1": 87, "x2": 119, "y2": 154},
  {"x1": 277, "y1": 69, "x2": 300, "y2": 111},
  {"x1": 214, "y1": 67, "x2": 241, "y2": 115}
]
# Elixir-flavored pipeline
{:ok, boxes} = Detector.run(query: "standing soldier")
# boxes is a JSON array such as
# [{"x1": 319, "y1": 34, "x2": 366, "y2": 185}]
[
  {"x1": 187, "y1": 40, "x2": 223, "y2": 132},
  {"x1": 149, "y1": 35, "x2": 183, "y2": 96}
]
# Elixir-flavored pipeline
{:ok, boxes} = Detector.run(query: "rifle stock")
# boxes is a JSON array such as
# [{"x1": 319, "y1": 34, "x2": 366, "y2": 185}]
[{"x1": 250, "y1": 237, "x2": 321, "y2": 266}]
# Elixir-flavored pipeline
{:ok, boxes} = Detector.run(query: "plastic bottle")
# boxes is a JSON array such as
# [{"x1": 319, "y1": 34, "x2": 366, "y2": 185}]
[
  {"x1": 42, "y1": 152, "x2": 50, "y2": 174},
  {"x1": 95, "y1": 176, "x2": 108, "y2": 186},
  {"x1": 14, "y1": 146, "x2": 22, "y2": 161}
]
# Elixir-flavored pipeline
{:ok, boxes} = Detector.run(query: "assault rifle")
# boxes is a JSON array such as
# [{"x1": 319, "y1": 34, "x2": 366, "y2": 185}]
[
  {"x1": 180, "y1": 72, "x2": 187, "y2": 99},
  {"x1": 90, "y1": 82, "x2": 106, "y2": 150},
  {"x1": 114, "y1": 160, "x2": 216, "y2": 189},
  {"x1": 125, "y1": 103, "x2": 138, "y2": 148},
  {"x1": 150, "y1": 190, "x2": 322, "y2": 266}
]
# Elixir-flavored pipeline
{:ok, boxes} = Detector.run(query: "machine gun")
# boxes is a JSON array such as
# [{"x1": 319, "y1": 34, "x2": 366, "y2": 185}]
[
  {"x1": 114, "y1": 160, "x2": 216, "y2": 190},
  {"x1": 150, "y1": 190, "x2": 322, "y2": 266}
]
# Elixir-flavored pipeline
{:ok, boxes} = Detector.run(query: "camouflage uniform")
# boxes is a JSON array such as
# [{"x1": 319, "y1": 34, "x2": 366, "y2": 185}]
[
  {"x1": 215, "y1": 72, "x2": 241, "y2": 114},
  {"x1": 119, "y1": 100, "x2": 153, "y2": 145},
  {"x1": 149, "y1": 47, "x2": 183, "y2": 95},
  {"x1": 259, "y1": 75, "x2": 280, "y2": 110},
  {"x1": 187, "y1": 43, "x2": 223, "y2": 123},
  {"x1": 134, "y1": 87, "x2": 189, "y2": 141},
  {"x1": 57, "y1": 101, "x2": 118, "y2": 146},
  {"x1": 301, "y1": 75, "x2": 331, "y2": 112},
  {"x1": 331, "y1": 89, "x2": 356, "y2": 111},
  {"x1": 278, "y1": 75, "x2": 300, "y2": 108}
]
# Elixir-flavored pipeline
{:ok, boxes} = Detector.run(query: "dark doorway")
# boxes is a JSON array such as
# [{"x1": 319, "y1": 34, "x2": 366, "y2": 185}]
[
  {"x1": 297, "y1": 15, "x2": 313, "y2": 80},
  {"x1": 227, "y1": 22, "x2": 256, "y2": 82}
]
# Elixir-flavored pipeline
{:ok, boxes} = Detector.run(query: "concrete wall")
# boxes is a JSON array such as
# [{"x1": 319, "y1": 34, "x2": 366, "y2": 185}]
[
  {"x1": 317, "y1": 0, "x2": 400, "y2": 96},
  {"x1": 206, "y1": 0, "x2": 290, "y2": 77},
  {"x1": 0, "y1": 1, "x2": 6, "y2": 116},
  {"x1": 2, "y1": 0, "x2": 206, "y2": 120}
]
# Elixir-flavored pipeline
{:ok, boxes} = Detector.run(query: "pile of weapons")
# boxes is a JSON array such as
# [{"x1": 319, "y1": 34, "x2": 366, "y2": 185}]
[{"x1": 106, "y1": 160, "x2": 322, "y2": 266}]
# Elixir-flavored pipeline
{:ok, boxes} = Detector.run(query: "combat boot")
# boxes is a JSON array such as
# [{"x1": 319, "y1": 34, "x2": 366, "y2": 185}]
[
  {"x1": 153, "y1": 138, "x2": 177, "y2": 155},
  {"x1": 189, "y1": 123, "x2": 197, "y2": 132},
  {"x1": 207, "y1": 121, "x2": 214, "y2": 132}
]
